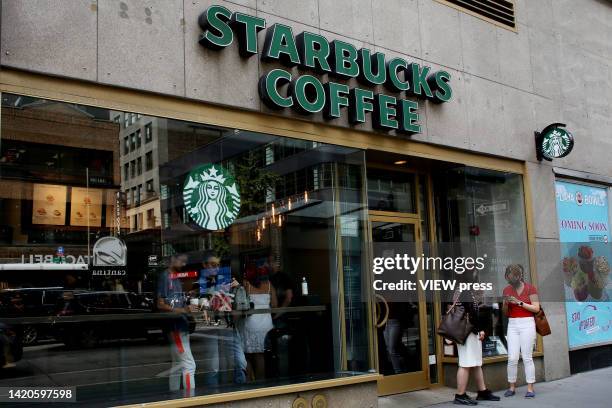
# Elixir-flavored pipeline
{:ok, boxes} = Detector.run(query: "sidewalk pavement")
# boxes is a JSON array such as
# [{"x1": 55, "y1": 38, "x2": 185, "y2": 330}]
[{"x1": 379, "y1": 366, "x2": 612, "y2": 408}]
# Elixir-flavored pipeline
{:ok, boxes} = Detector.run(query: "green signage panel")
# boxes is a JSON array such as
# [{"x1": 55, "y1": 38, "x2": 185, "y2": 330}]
[
  {"x1": 536, "y1": 123, "x2": 575, "y2": 161},
  {"x1": 198, "y1": 5, "x2": 454, "y2": 135},
  {"x1": 183, "y1": 164, "x2": 241, "y2": 230}
]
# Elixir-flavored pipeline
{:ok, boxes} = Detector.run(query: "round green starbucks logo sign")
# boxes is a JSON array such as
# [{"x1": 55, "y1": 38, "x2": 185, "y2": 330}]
[
  {"x1": 183, "y1": 164, "x2": 240, "y2": 230},
  {"x1": 541, "y1": 127, "x2": 574, "y2": 159}
]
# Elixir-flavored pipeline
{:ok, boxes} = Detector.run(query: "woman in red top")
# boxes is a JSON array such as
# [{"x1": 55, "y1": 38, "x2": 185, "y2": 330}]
[{"x1": 502, "y1": 264, "x2": 540, "y2": 399}]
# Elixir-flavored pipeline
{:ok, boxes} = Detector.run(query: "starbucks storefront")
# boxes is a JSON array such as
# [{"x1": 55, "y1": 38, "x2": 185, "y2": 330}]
[
  {"x1": 0, "y1": 3, "x2": 543, "y2": 407},
  {"x1": 0, "y1": 82, "x2": 540, "y2": 406}
]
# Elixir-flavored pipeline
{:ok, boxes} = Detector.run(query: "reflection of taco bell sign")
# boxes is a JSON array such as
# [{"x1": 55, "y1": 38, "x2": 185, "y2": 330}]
[
  {"x1": 183, "y1": 164, "x2": 240, "y2": 230},
  {"x1": 93, "y1": 236, "x2": 127, "y2": 266}
]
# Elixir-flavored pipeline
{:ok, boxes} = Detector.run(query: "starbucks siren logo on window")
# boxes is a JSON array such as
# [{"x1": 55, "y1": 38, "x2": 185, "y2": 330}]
[
  {"x1": 541, "y1": 128, "x2": 573, "y2": 159},
  {"x1": 183, "y1": 164, "x2": 240, "y2": 230}
]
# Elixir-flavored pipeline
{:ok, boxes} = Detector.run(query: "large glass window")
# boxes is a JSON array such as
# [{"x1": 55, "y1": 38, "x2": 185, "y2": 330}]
[
  {"x1": 367, "y1": 169, "x2": 416, "y2": 213},
  {"x1": 145, "y1": 151, "x2": 153, "y2": 171},
  {"x1": 0, "y1": 93, "x2": 372, "y2": 405},
  {"x1": 145, "y1": 123, "x2": 153, "y2": 143},
  {"x1": 434, "y1": 167, "x2": 530, "y2": 357}
]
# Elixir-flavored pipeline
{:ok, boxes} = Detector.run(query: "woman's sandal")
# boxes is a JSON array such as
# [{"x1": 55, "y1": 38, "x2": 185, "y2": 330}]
[
  {"x1": 503, "y1": 389, "x2": 515, "y2": 397},
  {"x1": 525, "y1": 391, "x2": 536, "y2": 398}
]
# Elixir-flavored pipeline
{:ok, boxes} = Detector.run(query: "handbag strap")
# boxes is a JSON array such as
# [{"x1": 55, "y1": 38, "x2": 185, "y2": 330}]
[{"x1": 446, "y1": 290, "x2": 461, "y2": 314}]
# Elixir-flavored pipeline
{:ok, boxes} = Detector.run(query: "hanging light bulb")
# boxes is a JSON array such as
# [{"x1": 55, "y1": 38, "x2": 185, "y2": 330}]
[
  {"x1": 262, "y1": 217, "x2": 266, "y2": 229},
  {"x1": 256, "y1": 228, "x2": 261, "y2": 242},
  {"x1": 278, "y1": 214, "x2": 283, "y2": 227},
  {"x1": 272, "y1": 204, "x2": 276, "y2": 217},
  {"x1": 288, "y1": 198, "x2": 292, "y2": 210},
  {"x1": 305, "y1": 190, "x2": 309, "y2": 203}
]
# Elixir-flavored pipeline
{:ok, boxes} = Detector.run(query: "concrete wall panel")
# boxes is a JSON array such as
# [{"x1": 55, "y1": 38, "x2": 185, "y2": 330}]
[
  {"x1": 257, "y1": 0, "x2": 318, "y2": 28},
  {"x1": 318, "y1": 0, "x2": 373, "y2": 43},
  {"x1": 526, "y1": 161, "x2": 558, "y2": 239},
  {"x1": 98, "y1": 0, "x2": 185, "y2": 96},
  {"x1": 524, "y1": 0, "x2": 554, "y2": 34},
  {"x1": 424, "y1": 64, "x2": 468, "y2": 150},
  {"x1": 528, "y1": 26, "x2": 561, "y2": 100},
  {"x1": 1, "y1": 0, "x2": 97, "y2": 80},
  {"x1": 372, "y1": 0, "x2": 421, "y2": 58},
  {"x1": 460, "y1": 13, "x2": 499, "y2": 82},
  {"x1": 418, "y1": 0, "x2": 463, "y2": 71},
  {"x1": 534, "y1": 237, "x2": 571, "y2": 381},
  {"x1": 497, "y1": 24, "x2": 533, "y2": 93},
  {"x1": 500, "y1": 86, "x2": 536, "y2": 160},
  {"x1": 464, "y1": 74, "x2": 504, "y2": 154}
]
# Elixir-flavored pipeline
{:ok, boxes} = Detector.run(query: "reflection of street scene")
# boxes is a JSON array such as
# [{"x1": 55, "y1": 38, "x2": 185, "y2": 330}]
[
  {"x1": 157, "y1": 253, "x2": 196, "y2": 396},
  {"x1": 0, "y1": 326, "x2": 249, "y2": 406},
  {"x1": 0, "y1": 280, "x2": 328, "y2": 404}
]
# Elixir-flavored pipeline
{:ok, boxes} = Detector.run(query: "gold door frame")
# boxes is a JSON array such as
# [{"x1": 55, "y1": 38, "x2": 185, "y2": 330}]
[{"x1": 369, "y1": 213, "x2": 430, "y2": 395}]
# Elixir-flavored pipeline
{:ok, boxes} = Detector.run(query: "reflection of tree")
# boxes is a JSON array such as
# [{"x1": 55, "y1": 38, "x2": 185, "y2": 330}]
[
  {"x1": 211, "y1": 233, "x2": 230, "y2": 259},
  {"x1": 233, "y1": 153, "x2": 279, "y2": 218}
]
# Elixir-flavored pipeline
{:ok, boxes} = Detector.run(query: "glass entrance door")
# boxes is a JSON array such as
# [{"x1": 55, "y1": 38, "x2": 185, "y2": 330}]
[{"x1": 371, "y1": 216, "x2": 429, "y2": 395}]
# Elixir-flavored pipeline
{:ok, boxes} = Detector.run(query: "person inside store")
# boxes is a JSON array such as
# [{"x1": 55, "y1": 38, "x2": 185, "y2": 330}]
[
  {"x1": 156, "y1": 253, "x2": 197, "y2": 396},
  {"x1": 198, "y1": 254, "x2": 248, "y2": 385},
  {"x1": 264, "y1": 255, "x2": 294, "y2": 328},
  {"x1": 199, "y1": 256, "x2": 232, "y2": 296},
  {"x1": 383, "y1": 301, "x2": 417, "y2": 374},
  {"x1": 502, "y1": 264, "x2": 539, "y2": 398},
  {"x1": 451, "y1": 269, "x2": 500, "y2": 405},
  {"x1": 199, "y1": 255, "x2": 230, "y2": 326},
  {"x1": 240, "y1": 262, "x2": 278, "y2": 381}
]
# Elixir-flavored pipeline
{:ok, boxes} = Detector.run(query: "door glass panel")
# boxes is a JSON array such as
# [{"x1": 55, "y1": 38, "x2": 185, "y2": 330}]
[
  {"x1": 372, "y1": 221, "x2": 422, "y2": 375},
  {"x1": 367, "y1": 170, "x2": 416, "y2": 213}
]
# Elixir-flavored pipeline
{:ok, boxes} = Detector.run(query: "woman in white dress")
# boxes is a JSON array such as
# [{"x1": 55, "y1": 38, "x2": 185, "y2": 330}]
[
  {"x1": 451, "y1": 270, "x2": 500, "y2": 405},
  {"x1": 241, "y1": 268, "x2": 278, "y2": 380}
]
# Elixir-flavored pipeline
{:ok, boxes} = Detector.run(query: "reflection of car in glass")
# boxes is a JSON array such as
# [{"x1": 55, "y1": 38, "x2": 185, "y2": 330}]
[
  {"x1": 0, "y1": 287, "x2": 65, "y2": 345},
  {"x1": 0, "y1": 323, "x2": 23, "y2": 369},
  {"x1": 0, "y1": 286, "x2": 24, "y2": 368},
  {"x1": 54, "y1": 291, "x2": 180, "y2": 348}
]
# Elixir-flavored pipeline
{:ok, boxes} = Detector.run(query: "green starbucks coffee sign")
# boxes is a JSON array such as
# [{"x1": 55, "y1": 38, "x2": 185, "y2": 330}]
[
  {"x1": 183, "y1": 164, "x2": 241, "y2": 230},
  {"x1": 198, "y1": 5, "x2": 453, "y2": 135},
  {"x1": 535, "y1": 123, "x2": 575, "y2": 161}
]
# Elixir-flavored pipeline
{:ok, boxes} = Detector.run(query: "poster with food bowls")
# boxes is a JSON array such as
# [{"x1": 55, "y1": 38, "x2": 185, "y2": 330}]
[
  {"x1": 32, "y1": 184, "x2": 67, "y2": 225},
  {"x1": 556, "y1": 180, "x2": 612, "y2": 348},
  {"x1": 70, "y1": 187, "x2": 103, "y2": 227}
]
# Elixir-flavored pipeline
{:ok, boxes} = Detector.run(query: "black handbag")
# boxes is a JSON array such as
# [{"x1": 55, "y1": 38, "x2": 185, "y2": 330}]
[{"x1": 437, "y1": 297, "x2": 474, "y2": 345}]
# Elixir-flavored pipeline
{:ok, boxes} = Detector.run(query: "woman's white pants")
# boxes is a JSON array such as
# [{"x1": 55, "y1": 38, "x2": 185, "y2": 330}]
[{"x1": 506, "y1": 317, "x2": 536, "y2": 384}]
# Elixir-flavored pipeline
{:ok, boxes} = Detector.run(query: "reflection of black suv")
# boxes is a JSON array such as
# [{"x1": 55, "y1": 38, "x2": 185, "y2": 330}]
[
  {"x1": 0, "y1": 287, "x2": 65, "y2": 345},
  {"x1": 0, "y1": 322, "x2": 22, "y2": 368},
  {"x1": 0, "y1": 291, "x2": 25, "y2": 368},
  {"x1": 54, "y1": 291, "x2": 175, "y2": 348}
]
